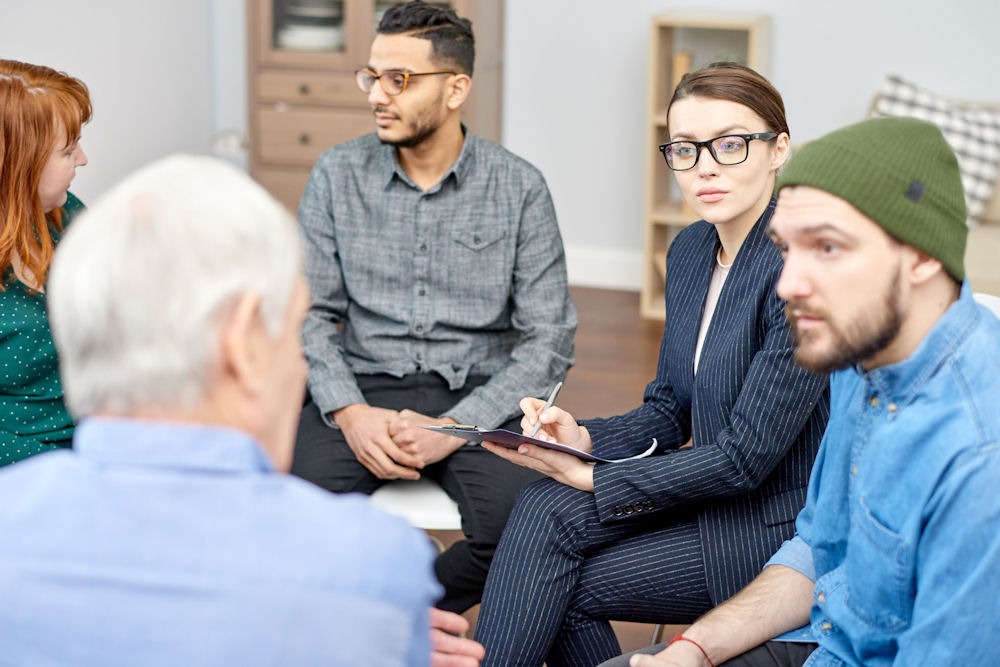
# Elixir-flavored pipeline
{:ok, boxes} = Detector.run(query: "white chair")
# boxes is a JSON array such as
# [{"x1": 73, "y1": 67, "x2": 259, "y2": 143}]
[
  {"x1": 974, "y1": 291, "x2": 1000, "y2": 316},
  {"x1": 370, "y1": 478, "x2": 462, "y2": 551}
]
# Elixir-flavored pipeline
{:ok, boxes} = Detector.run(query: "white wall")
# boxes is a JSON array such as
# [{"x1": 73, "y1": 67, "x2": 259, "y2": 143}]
[
  {"x1": 209, "y1": 0, "x2": 249, "y2": 169},
  {"x1": 503, "y1": 0, "x2": 1000, "y2": 289},
  {"x1": 5, "y1": 1, "x2": 1000, "y2": 290},
  {"x1": 0, "y1": 0, "x2": 213, "y2": 203}
]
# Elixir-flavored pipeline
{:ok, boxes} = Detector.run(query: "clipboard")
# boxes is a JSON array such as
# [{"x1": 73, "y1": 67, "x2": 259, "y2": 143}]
[{"x1": 423, "y1": 425, "x2": 658, "y2": 464}]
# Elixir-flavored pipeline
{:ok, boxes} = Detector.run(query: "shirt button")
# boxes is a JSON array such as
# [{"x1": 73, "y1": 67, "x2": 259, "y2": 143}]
[
  {"x1": 817, "y1": 592, "x2": 826, "y2": 603},
  {"x1": 821, "y1": 622, "x2": 833, "y2": 632},
  {"x1": 851, "y1": 464, "x2": 858, "y2": 476},
  {"x1": 869, "y1": 396, "x2": 879, "y2": 408},
  {"x1": 415, "y1": 324, "x2": 424, "y2": 333},
  {"x1": 418, "y1": 288, "x2": 426, "y2": 296},
  {"x1": 473, "y1": 234, "x2": 481, "y2": 244},
  {"x1": 418, "y1": 243, "x2": 427, "y2": 252},
  {"x1": 887, "y1": 402, "x2": 897, "y2": 413}
]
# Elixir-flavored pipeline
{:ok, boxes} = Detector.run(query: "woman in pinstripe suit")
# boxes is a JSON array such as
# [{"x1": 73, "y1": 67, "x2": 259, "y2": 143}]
[{"x1": 474, "y1": 63, "x2": 830, "y2": 667}]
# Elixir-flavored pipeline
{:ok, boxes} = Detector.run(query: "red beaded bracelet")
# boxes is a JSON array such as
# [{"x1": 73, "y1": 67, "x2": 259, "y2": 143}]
[{"x1": 668, "y1": 634, "x2": 715, "y2": 667}]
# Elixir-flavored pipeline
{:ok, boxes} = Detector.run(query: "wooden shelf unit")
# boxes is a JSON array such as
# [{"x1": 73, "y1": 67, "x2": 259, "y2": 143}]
[
  {"x1": 247, "y1": 0, "x2": 504, "y2": 212},
  {"x1": 640, "y1": 12, "x2": 771, "y2": 320}
]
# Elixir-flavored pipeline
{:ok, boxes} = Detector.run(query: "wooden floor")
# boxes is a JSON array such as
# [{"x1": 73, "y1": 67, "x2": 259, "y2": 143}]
[
  {"x1": 558, "y1": 286, "x2": 664, "y2": 419},
  {"x1": 441, "y1": 286, "x2": 687, "y2": 656}
]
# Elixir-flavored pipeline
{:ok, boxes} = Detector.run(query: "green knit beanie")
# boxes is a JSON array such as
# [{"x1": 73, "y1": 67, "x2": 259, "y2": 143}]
[{"x1": 776, "y1": 116, "x2": 968, "y2": 281}]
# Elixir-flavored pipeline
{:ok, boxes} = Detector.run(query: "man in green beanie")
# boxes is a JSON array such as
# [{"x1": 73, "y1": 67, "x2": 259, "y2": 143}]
[{"x1": 613, "y1": 116, "x2": 1000, "y2": 667}]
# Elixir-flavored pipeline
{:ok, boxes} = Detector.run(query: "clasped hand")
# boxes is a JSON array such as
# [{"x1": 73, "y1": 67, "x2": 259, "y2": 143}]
[{"x1": 333, "y1": 404, "x2": 465, "y2": 480}]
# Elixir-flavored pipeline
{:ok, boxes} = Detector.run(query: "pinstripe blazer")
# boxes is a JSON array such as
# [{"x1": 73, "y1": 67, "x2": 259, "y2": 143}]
[{"x1": 582, "y1": 200, "x2": 829, "y2": 604}]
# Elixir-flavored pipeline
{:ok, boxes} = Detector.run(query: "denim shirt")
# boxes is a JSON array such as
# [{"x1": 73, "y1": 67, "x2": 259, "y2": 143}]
[
  {"x1": 299, "y1": 131, "x2": 576, "y2": 427},
  {"x1": 768, "y1": 283, "x2": 1000, "y2": 665}
]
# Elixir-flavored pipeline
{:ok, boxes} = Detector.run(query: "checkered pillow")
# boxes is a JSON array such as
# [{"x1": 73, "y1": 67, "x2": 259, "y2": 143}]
[{"x1": 871, "y1": 74, "x2": 1000, "y2": 227}]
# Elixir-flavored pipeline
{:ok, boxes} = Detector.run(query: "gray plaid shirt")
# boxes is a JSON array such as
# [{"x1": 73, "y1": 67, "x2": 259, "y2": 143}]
[{"x1": 299, "y1": 131, "x2": 576, "y2": 427}]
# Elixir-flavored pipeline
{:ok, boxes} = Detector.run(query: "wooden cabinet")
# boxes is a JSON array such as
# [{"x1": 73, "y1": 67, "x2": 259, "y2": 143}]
[
  {"x1": 247, "y1": 0, "x2": 504, "y2": 212},
  {"x1": 640, "y1": 13, "x2": 771, "y2": 320}
]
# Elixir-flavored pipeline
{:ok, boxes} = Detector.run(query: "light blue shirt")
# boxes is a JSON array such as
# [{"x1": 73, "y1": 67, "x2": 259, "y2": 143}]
[
  {"x1": 767, "y1": 283, "x2": 1000, "y2": 664},
  {"x1": 0, "y1": 418, "x2": 441, "y2": 666}
]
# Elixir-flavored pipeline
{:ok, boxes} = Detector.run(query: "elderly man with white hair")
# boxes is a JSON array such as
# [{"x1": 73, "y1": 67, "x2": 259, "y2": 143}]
[{"x1": 0, "y1": 155, "x2": 485, "y2": 667}]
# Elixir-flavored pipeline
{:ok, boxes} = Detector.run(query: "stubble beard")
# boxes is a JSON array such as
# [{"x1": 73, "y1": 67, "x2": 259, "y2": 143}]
[
  {"x1": 788, "y1": 271, "x2": 904, "y2": 374},
  {"x1": 376, "y1": 103, "x2": 445, "y2": 149}
]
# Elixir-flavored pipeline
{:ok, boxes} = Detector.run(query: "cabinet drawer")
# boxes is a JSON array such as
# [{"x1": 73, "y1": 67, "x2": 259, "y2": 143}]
[
  {"x1": 252, "y1": 167, "x2": 311, "y2": 214},
  {"x1": 258, "y1": 71, "x2": 367, "y2": 107},
  {"x1": 255, "y1": 107, "x2": 373, "y2": 166}
]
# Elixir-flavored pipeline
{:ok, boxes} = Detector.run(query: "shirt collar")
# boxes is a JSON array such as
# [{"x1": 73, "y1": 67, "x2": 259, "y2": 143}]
[
  {"x1": 856, "y1": 280, "x2": 980, "y2": 406},
  {"x1": 378, "y1": 125, "x2": 473, "y2": 191},
  {"x1": 72, "y1": 417, "x2": 276, "y2": 474}
]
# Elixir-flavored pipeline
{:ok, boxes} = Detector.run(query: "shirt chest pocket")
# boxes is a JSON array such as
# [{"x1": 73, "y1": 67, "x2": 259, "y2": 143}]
[
  {"x1": 844, "y1": 495, "x2": 915, "y2": 632},
  {"x1": 452, "y1": 228, "x2": 506, "y2": 252},
  {"x1": 450, "y1": 229, "x2": 511, "y2": 287}
]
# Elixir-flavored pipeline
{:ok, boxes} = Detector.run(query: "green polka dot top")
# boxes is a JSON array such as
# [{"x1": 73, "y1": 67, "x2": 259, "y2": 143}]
[{"x1": 1, "y1": 193, "x2": 83, "y2": 466}]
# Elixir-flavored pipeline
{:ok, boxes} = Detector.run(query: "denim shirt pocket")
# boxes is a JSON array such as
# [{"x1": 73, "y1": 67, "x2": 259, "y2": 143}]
[{"x1": 845, "y1": 494, "x2": 914, "y2": 632}]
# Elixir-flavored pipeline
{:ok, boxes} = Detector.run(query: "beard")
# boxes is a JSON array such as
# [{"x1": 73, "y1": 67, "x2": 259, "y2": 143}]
[
  {"x1": 786, "y1": 270, "x2": 904, "y2": 374},
  {"x1": 375, "y1": 105, "x2": 445, "y2": 149}
]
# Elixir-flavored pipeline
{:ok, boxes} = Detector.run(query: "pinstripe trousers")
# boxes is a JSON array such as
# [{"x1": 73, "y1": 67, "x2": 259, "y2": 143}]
[{"x1": 475, "y1": 477, "x2": 715, "y2": 667}]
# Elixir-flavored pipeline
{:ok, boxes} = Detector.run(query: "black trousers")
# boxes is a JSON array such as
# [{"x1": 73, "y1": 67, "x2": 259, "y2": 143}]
[
  {"x1": 291, "y1": 373, "x2": 542, "y2": 613},
  {"x1": 599, "y1": 640, "x2": 818, "y2": 667}
]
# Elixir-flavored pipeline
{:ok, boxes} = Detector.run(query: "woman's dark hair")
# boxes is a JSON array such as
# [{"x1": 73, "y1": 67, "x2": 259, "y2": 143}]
[
  {"x1": 377, "y1": 0, "x2": 475, "y2": 76},
  {"x1": 667, "y1": 61, "x2": 788, "y2": 138}
]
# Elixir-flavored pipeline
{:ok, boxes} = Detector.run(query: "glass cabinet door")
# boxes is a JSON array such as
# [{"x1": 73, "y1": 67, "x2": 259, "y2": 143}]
[
  {"x1": 274, "y1": 0, "x2": 345, "y2": 52},
  {"x1": 255, "y1": 0, "x2": 369, "y2": 69}
]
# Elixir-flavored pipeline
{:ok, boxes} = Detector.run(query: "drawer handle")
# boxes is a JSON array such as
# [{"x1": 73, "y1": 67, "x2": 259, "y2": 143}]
[
  {"x1": 298, "y1": 83, "x2": 310, "y2": 95},
  {"x1": 298, "y1": 133, "x2": 311, "y2": 145}
]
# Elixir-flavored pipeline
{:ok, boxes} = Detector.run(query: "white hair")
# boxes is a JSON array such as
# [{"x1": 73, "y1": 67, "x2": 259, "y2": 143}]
[{"x1": 48, "y1": 154, "x2": 302, "y2": 417}]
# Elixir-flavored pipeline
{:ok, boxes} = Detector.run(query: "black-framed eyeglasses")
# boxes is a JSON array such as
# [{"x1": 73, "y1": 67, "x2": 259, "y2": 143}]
[
  {"x1": 658, "y1": 132, "x2": 778, "y2": 171},
  {"x1": 355, "y1": 68, "x2": 456, "y2": 96}
]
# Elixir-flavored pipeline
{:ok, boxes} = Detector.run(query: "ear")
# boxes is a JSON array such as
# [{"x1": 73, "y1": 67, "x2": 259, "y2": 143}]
[
  {"x1": 218, "y1": 293, "x2": 267, "y2": 395},
  {"x1": 903, "y1": 246, "x2": 945, "y2": 286},
  {"x1": 769, "y1": 131, "x2": 791, "y2": 172},
  {"x1": 445, "y1": 73, "x2": 472, "y2": 111}
]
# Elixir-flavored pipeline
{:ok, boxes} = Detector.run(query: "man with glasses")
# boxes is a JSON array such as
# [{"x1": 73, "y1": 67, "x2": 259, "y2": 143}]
[
  {"x1": 619, "y1": 117, "x2": 1000, "y2": 667},
  {"x1": 292, "y1": 0, "x2": 576, "y2": 615}
]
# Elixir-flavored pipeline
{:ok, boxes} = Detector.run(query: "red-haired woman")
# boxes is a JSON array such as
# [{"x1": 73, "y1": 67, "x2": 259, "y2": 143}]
[{"x1": 1, "y1": 60, "x2": 91, "y2": 465}]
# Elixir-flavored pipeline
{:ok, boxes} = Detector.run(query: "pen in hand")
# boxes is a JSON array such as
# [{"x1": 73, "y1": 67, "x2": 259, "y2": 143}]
[{"x1": 530, "y1": 381, "x2": 563, "y2": 437}]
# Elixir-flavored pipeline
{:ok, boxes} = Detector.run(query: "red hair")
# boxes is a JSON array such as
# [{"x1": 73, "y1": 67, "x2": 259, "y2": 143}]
[{"x1": 0, "y1": 59, "x2": 92, "y2": 289}]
